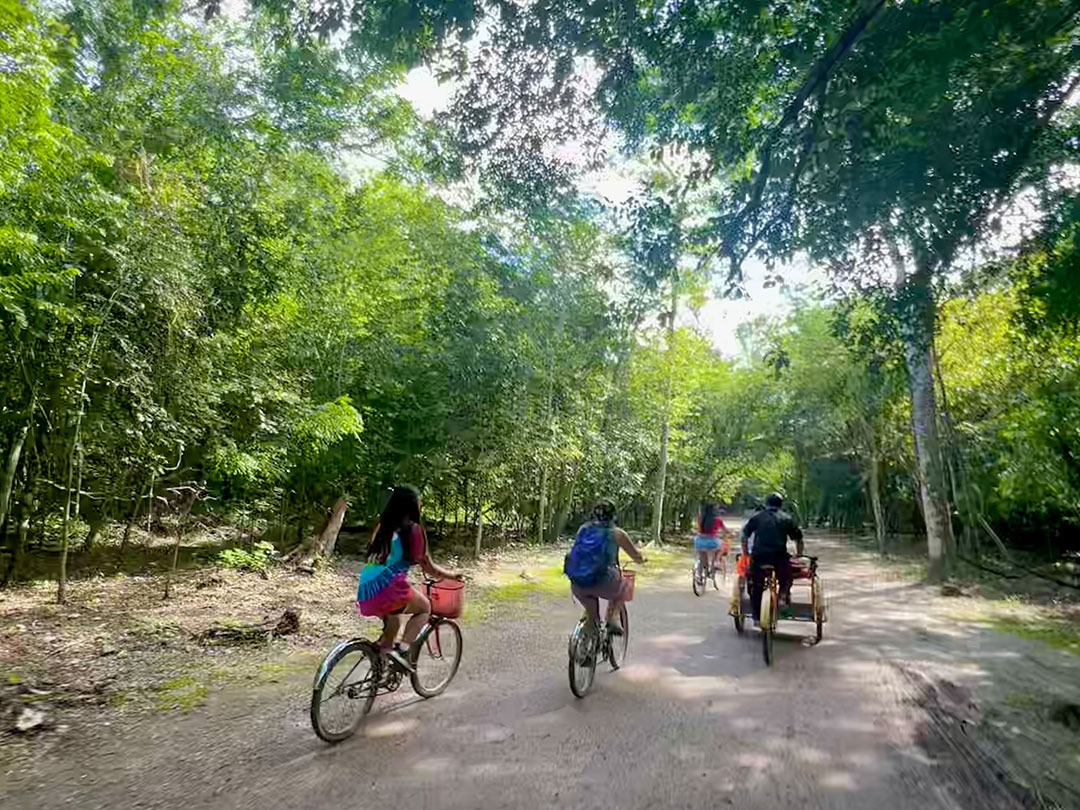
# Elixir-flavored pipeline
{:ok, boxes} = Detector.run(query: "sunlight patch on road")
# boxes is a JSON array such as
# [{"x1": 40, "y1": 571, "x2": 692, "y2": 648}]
[
  {"x1": 364, "y1": 717, "x2": 420, "y2": 738},
  {"x1": 820, "y1": 771, "x2": 857, "y2": 790},
  {"x1": 736, "y1": 751, "x2": 772, "y2": 770},
  {"x1": 411, "y1": 756, "x2": 455, "y2": 774},
  {"x1": 617, "y1": 662, "x2": 663, "y2": 682},
  {"x1": 639, "y1": 631, "x2": 708, "y2": 650}
]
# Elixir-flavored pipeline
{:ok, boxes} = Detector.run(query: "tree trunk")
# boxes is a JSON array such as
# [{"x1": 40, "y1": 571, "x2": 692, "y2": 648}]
[
  {"x1": 868, "y1": 446, "x2": 886, "y2": 556},
  {"x1": 651, "y1": 417, "x2": 669, "y2": 544},
  {"x1": 3, "y1": 492, "x2": 33, "y2": 587},
  {"x1": 546, "y1": 466, "x2": 577, "y2": 544},
  {"x1": 57, "y1": 439, "x2": 78, "y2": 605},
  {"x1": 537, "y1": 464, "x2": 548, "y2": 545},
  {"x1": 0, "y1": 398, "x2": 33, "y2": 534},
  {"x1": 316, "y1": 498, "x2": 348, "y2": 558},
  {"x1": 899, "y1": 275, "x2": 955, "y2": 583},
  {"x1": 474, "y1": 508, "x2": 484, "y2": 558},
  {"x1": 119, "y1": 483, "x2": 144, "y2": 558},
  {"x1": 165, "y1": 525, "x2": 182, "y2": 599},
  {"x1": 652, "y1": 288, "x2": 678, "y2": 545},
  {"x1": 82, "y1": 512, "x2": 105, "y2": 552}
]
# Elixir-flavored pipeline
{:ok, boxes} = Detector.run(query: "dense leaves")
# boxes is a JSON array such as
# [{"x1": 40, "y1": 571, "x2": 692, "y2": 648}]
[{"x1": 3, "y1": 0, "x2": 1079, "y2": 599}]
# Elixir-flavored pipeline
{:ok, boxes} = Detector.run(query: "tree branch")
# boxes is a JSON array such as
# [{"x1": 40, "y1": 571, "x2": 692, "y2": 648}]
[{"x1": 718, "y1": 0, "x2": 889, "y2": 274}]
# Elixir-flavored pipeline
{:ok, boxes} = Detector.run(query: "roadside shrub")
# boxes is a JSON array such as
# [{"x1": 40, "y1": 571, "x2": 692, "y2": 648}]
[{"x1": 216, "y1": 541, "x2": 279, "y2": 573}]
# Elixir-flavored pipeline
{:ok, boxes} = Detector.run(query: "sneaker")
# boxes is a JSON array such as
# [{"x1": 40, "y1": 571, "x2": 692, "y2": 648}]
[
  {"x1": 606, "y1": 620, "x2": 624, "y2": 637},
  {"x1": 752, "y1": 619, "x2": 761, "y2": 629},
  {"x1": 385, "y1": 644, "x2": 415, "y2": 674}
]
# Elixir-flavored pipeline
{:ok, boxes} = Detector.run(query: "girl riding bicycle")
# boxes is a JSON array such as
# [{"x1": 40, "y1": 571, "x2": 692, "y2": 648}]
[
  {"x1": 693, "y1": 501, "x2": 733, "y2": 580},
  {"x1": 356, "y1": 485, "x2": 462, "y2": 671}
]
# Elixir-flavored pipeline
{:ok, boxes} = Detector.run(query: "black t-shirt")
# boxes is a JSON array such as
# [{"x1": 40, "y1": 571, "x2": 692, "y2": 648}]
[{"x1": 741, "y1": 508, "x2": 802, "y2": 556}]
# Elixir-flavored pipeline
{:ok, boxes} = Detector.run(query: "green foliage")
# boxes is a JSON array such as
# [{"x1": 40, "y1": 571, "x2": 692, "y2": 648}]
[
  {"x1": 216, "y1": 541, "x2": 278, "y2": 573},
  {"x1": 3, "y1": 0, "x2": 1078, "y2": 592}
]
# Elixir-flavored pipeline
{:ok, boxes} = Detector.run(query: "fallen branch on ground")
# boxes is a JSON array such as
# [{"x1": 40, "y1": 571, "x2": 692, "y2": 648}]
[{"x1": 195, "y1": 608, "x2": 301, "y2": 646}]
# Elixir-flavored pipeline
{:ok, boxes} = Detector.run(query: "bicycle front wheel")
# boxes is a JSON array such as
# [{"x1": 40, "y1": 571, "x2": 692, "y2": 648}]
[
  {"x1": 410, "y1": 619, "x2": 463, "y2": 698},
  {"x1": 568, "y1": 620, "x2": 597, "y2": 698},
  {"x1": 607, "y1": 605, "x2": 629, "y2": 670},
  {"x1": 310, "y1": 640, "x2": 377, "y2": 743}
]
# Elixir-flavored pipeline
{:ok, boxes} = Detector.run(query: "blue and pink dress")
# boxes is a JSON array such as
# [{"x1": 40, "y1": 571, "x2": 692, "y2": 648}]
[{"x1": 356, "y1": 523, "x2": 424, "y2": 616}]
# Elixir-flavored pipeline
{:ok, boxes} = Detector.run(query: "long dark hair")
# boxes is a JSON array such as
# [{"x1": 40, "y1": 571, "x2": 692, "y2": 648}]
[
  {"x1": 367, "y1": 485, "x2": 421, "y2": 564},
  {"x1": 699, "y1": 500, "x2": 718, "y2": 530}
]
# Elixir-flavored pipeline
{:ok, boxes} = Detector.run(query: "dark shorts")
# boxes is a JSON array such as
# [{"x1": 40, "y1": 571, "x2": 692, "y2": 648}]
[{"x1": 571, "y1": 567, "x2": 627, "y2": 605}]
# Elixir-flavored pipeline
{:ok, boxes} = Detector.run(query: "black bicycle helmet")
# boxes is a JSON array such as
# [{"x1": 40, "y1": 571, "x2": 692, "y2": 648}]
[{"x1": 765, "y1": 492, "x2": 783, "y2": 509}]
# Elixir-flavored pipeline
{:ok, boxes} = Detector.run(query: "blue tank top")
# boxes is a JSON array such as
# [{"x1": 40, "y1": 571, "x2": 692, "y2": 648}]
[{"x1": 356, "y1": 532, "x2": 411, "y2": 601}]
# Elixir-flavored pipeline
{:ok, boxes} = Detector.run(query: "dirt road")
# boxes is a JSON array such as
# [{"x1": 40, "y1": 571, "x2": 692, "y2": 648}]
[{"x1": 2, "y1": 536, "x2": 1071, "y2": 810}]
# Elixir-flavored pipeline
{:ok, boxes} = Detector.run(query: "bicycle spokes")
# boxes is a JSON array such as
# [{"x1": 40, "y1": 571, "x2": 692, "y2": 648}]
[{"x1": 426, "y1": 623, "x2": 449, "y2": 660}]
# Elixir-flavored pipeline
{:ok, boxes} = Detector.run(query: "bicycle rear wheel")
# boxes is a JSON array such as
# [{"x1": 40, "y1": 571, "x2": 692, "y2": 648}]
[
  {"x1": 310, "y1": 640, "x2": 377, "y2": 743},
  {"x1": 410, "y1": 619, "x2": 463, "y2": 698},
  {"x1": 568, "y1": 619, "x2": 598, "y2": 698},
  {"x1": 607, "y1": 605, "x2": 629, "y2": 670},
  {"x1": 692, "y1": 562, "x2": 704, "y2": 596}
]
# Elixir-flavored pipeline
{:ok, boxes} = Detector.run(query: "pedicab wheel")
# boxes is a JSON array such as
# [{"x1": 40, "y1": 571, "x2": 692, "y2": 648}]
[
  {"x1": 811, "y1": 575, "x2": 825, "y2": 643},
  {"x1": 759, "y1": 585, "x2": 775, "y2": 666},
  {"x1": 310, "y1": 639, "x2": 378, "y2": 743},
  {"x1": 568, "y1": 619, "x2": 597, "y2": 698}
]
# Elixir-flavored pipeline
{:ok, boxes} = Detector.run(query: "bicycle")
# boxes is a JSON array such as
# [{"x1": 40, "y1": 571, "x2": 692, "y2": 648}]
[
  {"x1": 310, "y1": 579, "x2": 464, "y2": 743},
  {"x1": 691, "y1": 552, "x2": 725, "y2": 596},
  {"x1": 567, "y1": 568, "x2": 635, "y2": 698}
]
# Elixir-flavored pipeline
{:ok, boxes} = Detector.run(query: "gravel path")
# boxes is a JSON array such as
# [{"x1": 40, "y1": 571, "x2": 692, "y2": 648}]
[{"x1": 1, "y1": 536, "x2": 1056, "y2": 810}]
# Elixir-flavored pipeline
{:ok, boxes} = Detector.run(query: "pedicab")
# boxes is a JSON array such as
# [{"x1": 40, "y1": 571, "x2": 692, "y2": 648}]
[{"x1": 729, "y1": 553, "x2": 826, "y2": 665}]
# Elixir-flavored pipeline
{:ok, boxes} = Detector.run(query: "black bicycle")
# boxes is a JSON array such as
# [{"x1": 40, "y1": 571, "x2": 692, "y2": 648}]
[
  {"x1": 310, "y1": 580, "x2": 463, "y2": 743},
  {"x1": 567, "y1": 567, "x2": 637, "y2": 698}
]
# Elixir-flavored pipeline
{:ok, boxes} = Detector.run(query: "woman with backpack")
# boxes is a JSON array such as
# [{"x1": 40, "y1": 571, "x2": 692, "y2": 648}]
[{"x1": 564, "y1": 499, "x2": 646, "y2": 636}]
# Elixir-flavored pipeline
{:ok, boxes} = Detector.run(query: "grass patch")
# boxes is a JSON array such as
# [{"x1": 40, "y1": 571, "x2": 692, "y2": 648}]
[
  {"x1": 952, "y1": 597, "x2": 1080, "y2": 657},
  {"x1": 878, "y1": 555, "x2": 927, "y2": 582},
  {"x1": 1003, "y1": 691, "x2": 1039, "y2": 710},
  {"x1": 985, "y1": 614, "x2": 1080, "y2": 656},
  {"x1": 254, "y1": 655, "x2": 318, "y2": 683},
  {"x1": 153, "y1": 674, "x2": 210, "y2": 712},
  {"x1": 460, "y1": 565, "x2": 569, "y2": 624},
  {"x1": 485, "y1": 565, "x2": 566, "y2": 601}
]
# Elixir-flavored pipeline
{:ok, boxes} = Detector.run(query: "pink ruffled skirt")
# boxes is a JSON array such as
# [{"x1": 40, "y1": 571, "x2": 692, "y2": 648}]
[{"x1": 357, "y1": 571, "x2": 413, "y2": 617}]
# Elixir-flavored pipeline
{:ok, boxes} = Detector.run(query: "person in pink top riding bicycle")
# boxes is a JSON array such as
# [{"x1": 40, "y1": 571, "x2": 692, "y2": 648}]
[
  {"x1": 356, "y1": 486, "x2": 462, "y2": 671},
  {"x1": 694, "y1": 500, "x2": 734, "y2": 580}
]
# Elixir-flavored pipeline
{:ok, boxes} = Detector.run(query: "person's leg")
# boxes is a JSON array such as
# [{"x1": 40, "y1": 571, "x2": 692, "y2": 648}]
[
  {"x1": 400, "y1": 587, "x2": 432, "y2": 646},
  {"x1": 603, "y1": 596, "x2": 625, "y2": 623},
  {"x1": 779, "y1": 554, "x2": 793, "y2": 607},
  {"x1": 573, "y1": 586, "x2": 601, "y2": 625},
  {"x1": 749, "y1": 557, "x2": 765, "y2": 622},
  {"x1": 378, "y1": 614, "x2": 401, "y2": 649}
]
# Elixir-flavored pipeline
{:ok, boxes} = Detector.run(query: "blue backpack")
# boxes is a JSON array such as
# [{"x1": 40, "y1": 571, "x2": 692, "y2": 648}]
[{"x1": 564, "y1": 523, "x2": 614, "y2": 587}]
